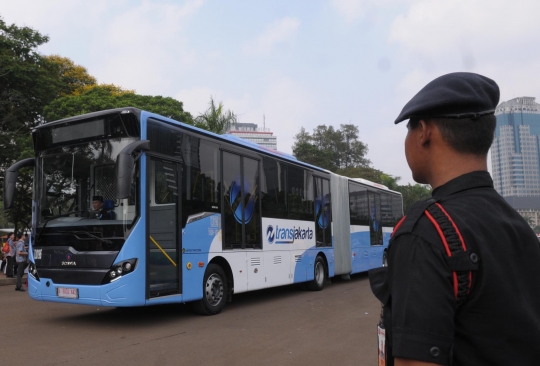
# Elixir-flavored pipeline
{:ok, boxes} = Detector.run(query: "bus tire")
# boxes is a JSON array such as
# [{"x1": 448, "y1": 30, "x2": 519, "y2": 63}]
[
  {"x1": 191, "y1": 264, "x2": 228, "y2": 316},
  {"x1": 306, "y1": 256, "x2": 326, "y2": 291}
]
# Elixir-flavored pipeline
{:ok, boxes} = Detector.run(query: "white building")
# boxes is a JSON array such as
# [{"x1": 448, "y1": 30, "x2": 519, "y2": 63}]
[{"x1": 226, "y1": 123, "x2": 277, "y2": 150}]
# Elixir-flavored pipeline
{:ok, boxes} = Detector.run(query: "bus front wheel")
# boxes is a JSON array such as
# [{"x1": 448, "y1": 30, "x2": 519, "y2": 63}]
[
  {"x1": 306, "y1": 256, "x2": 326, "y2": 291},
  {"x1": 191, "y1": 264, "x2": 228, "y2": 315}
]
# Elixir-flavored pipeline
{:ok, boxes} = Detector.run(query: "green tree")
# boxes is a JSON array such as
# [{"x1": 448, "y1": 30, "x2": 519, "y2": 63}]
[
  {"x1": 0, "y1": 201, "x2": 9, "y2": 229},
  {"x1": 0, "y1": 17, "x2": 61, "y2": 161},
  {"x1": 43, "y1": 85, "x2": 193, "y2": 123},
  {"x1": 0, "y1": 17, "x2": 62, "y2": 232},
  {"x1": 311, "y1": 125, "x2": 342, "y2": 169},
  {"x1": 339, "y1": 124, "x2": 370, "y2": 169},
  {"x1": 194, "y1": 96, "x2": 238, "y2": 134},
  {"x1": 294, "y1": 141, "x2": 338, "y2": 171},
  {"x1": 337, "y1": 166, "x2": 386, "y2": 183},
  {"x1": 45, "y1": 55, "x2": 97, "y2": 96},
  {"x1": 395, "y1": 183, "x2": 432, "y2": 214},
  {"x1": 293, "y1": 124, "x2": 370, "y2": 172},
  {"x1": 294, "y1": 126, "x2": 311, "y2": 145},
  {"x1": 380, "y1": 174, "x2": 401, "y2": 191}
]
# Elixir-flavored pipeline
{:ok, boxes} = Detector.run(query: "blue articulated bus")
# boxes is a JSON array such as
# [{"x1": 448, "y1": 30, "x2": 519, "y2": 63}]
[{"x1": 3, "y1": 108, "x2": 403, "y2": 315}]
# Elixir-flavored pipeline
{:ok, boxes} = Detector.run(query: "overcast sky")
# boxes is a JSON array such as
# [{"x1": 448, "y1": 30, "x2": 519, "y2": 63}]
[{"x1": 2, "y1": 0, "x2": 540, "y2": 184}]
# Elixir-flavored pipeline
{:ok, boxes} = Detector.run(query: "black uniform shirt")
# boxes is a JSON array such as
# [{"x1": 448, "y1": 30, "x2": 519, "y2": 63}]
[
  {"x1": 91, "y1": 209, "x2": 111, "y2": 220},
  {"x1": 381, "y1": 171, "x2": 540, "y2": 365}
]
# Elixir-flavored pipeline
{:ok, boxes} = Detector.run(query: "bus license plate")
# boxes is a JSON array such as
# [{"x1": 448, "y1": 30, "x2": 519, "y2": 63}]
[{"x1": 57, "y1": 287, "x2": 78, "y2": 299}]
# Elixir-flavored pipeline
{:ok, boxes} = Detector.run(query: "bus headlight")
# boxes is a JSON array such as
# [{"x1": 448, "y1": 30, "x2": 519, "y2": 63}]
[
  {"x1": 28, "y1": 262, "x2": 40, "y2": 281},
  {"x1": 102, "y1": 259, "x2": 137, "y2": 284}
]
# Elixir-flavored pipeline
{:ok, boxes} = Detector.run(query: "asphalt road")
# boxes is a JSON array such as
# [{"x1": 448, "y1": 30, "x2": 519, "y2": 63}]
[{"x1": 1, "y1": 273, "x2": 380, "y2": 366}]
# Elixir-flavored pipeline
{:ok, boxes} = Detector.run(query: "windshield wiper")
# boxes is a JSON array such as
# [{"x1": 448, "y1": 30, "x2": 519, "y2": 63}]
[
  {"x1": 57, "y1": 231, "x2": 113, "y2": 244},
  {"x1": 36, "y1": 210, "x2": 84, "y2": 243}
]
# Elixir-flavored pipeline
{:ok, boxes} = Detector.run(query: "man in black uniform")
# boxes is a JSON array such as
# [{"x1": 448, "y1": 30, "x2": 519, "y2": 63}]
[
  {"x1": 91, "y1": 195, "x2": 112, "y2": 220},
  {"x1": 370, "y1": 72, "x2": 540, "y2": 366}
]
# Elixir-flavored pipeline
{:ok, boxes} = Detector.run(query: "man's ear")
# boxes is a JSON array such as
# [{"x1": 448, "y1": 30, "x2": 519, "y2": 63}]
[{"x1": 418, "y1": 119, "x2": 432, "y2": 147}]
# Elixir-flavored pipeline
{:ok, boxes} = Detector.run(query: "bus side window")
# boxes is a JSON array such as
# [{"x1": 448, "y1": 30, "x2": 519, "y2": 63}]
[
  {"x1": 287, "y1": 166, "x2": 313, "y2": 221},
  {"x1": 182, "y1": 137, "x2": 220, "y2": 227},
  {"x1": 349, "y1": 182, "x2": 369, "y2": 226},
  {"x1": 261, "y1": 157, "x2": 287, "y2": 219}
]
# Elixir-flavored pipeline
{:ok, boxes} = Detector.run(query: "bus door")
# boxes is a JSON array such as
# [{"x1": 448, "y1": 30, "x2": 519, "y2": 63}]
[
  {"x1": 147, "y1": 157, "x2": 182, "y2": 298},
  {"x1": 368, "y1": 191, "x2": 383, "y2": 268}
]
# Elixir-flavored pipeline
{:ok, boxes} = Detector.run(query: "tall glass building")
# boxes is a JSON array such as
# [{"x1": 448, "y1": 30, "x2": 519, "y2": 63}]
[
  {"x1": 491, "y1": 97, "x2": 540, "y2": 229},
  {"x1": 491, "y1": 97, "x2": 540, "y2": 197}
]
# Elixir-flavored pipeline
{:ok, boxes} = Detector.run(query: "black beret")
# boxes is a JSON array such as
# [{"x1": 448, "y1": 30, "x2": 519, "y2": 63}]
[
  {"x1": 92, "y1": 195, "x2": 103, "y2": 202},
  {"x1": 394, "y1": 72, "x2": 500, "y2": 124}
]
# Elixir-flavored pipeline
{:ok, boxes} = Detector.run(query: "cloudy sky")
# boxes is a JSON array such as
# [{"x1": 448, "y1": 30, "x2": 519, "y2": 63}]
[{"x1": 2, "y1": 0, "x2": 540, "y2": 184}]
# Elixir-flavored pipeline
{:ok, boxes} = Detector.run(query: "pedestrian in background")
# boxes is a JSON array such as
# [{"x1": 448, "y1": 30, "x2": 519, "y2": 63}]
[
  {"x1": 15, "y1": 232, "x2": 28, "y2": 292},
  {"x1": 370, "y1": 72, "x2": 540, "y2": 365},
  {"x1": 5, "y1": 232, "x2": 15, "y2": 278},
  {"x1": 0, "y1": 240, "x2": 5, "y2": 273}
]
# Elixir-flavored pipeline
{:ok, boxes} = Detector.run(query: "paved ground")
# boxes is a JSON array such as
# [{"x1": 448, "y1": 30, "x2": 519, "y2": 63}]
[
  {"x1": 0, "y1": 270, "x2": 26, "y2": 286},
  {"x1": 1, "y1": 273, "x2": 380, "y2": 366}
]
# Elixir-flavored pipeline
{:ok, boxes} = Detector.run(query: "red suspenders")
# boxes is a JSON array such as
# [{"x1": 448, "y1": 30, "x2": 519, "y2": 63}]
[{"x1": 391, "y1": 202, "x2": 473, "y2": 305}]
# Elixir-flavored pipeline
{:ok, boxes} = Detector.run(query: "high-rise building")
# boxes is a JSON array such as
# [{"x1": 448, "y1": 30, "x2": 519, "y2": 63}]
[
  {"x1": 491, "y1": 96, "x2": 540, "y2": 228},
  {"x1": 491, "y1": 96, "x2": 540, "y2": 197},
  {"x1": 226, "y1": 122, "x2": 277, "y2": 150}
]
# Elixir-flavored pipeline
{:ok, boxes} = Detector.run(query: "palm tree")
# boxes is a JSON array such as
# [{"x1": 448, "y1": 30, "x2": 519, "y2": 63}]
[{"x1": 195, "y1": 97, "x2": 238, "y2": 134}]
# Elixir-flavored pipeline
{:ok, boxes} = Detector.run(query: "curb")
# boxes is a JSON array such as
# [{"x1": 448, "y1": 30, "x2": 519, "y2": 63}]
[{"x1": 0, "y1": 275, "x2": 27, "y2": 287}]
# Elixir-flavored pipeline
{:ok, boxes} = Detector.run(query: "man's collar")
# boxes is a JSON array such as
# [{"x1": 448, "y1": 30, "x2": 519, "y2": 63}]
[{"x1": 432, "y1": 171, "x2": 493, "y2": 198}]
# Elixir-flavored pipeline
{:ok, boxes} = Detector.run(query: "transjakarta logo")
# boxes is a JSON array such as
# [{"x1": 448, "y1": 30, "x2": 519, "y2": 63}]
[{"x1": 266, "y1": 224, "x2": 313, "y2": 244}]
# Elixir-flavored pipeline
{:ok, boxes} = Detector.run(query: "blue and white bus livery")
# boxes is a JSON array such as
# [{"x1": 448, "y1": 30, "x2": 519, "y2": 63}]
[{"x1": 4, "y1": 107, "x2": 403, "y2": 315}]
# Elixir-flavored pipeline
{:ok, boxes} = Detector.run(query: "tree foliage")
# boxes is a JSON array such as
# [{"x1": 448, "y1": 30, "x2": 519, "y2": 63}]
[
  {"x1": 293, "y1": 124, "x2": 370, "y2": 172},
  {"x1": 394, "y1": 183, "x2": 432, "y2": 214},
  {"x1": 0, "y1": 17, "x2": 64, "y2": 231},
  {"x1": 44, "y1": 55, "x2": 97, "y2": 96},
  {"x1": 337, "y1": 166, "x2": 386, "y2": 183},
  {"x1": 0, "y1": 17, "x2": 60, "y2": 158},
  {"x1": 194, "y1": 97, "x2": 238, "y2": 134},
  {"x1": 43, "y1": 85, "x2": 193, "y2": 123}
]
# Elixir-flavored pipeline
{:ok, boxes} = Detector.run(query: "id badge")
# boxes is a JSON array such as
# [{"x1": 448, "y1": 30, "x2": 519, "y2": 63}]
[{"x1": 377, "y1": 325, "x2": 386, "y2": 366}]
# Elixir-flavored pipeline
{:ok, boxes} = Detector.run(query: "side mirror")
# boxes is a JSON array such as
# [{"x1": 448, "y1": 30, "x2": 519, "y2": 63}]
[
  {"x1": 114, "y1": 140, "x2": 150, "y2": 199},
  {"x1": 3, "y1": 158, "x2": 36, "y2": 210}
]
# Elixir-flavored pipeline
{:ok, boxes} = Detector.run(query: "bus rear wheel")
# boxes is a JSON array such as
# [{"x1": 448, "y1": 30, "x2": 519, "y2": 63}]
[
  {"x1": 191, "y1": 264, "x2": 227, "y2": 315},
  {"x1": 306, "y1": 256, "x2": 326, "y2": 291}
]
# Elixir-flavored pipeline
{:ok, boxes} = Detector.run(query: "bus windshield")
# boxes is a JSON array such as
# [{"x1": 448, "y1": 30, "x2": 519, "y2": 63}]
[{"x1": 35, "y1": 138, "x2": 139, "y2": 250}]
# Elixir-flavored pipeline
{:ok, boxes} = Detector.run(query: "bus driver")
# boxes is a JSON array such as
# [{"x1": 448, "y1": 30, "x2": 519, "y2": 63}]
[{"x1": 91, "y1": 196, "x2": 111, "y2": 220}]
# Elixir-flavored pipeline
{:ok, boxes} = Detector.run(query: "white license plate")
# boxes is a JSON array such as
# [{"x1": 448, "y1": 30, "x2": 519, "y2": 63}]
[{"x1": 57, "y1": 287, "x2": 78, "y2": 299}]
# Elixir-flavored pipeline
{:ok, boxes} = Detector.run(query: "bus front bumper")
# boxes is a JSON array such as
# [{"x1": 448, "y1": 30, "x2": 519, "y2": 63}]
[{"x1": 28, "y1": 273, "x2": 146, "y2": 307}]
